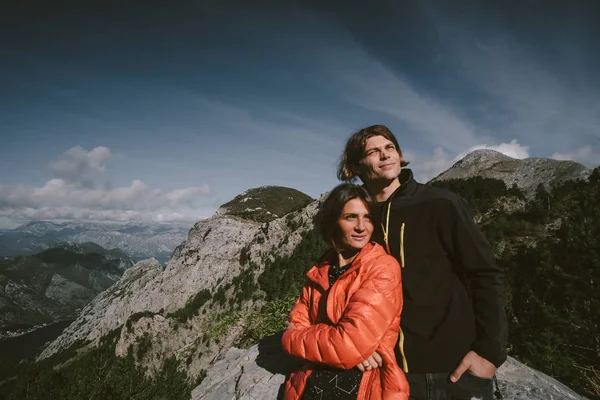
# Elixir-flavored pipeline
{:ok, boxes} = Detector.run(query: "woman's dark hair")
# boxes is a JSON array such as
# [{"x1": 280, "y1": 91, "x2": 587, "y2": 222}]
[{"x1": 314, "y1": 183, "x2": 375, "y2": 248}]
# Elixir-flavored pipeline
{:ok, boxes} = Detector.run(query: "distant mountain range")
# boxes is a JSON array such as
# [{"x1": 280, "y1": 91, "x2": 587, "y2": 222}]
[
  {"x1": 0, "y1": 242, "x2": 133, "y2": 337},
  {"x1": 0, "y1": 220, "x2": 192, "y2": 263}
]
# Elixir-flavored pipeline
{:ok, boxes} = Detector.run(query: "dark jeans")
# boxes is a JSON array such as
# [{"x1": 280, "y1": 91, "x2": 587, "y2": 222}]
[{"x1": 407, "y1": 371, "x2": 495, "y2": 400}]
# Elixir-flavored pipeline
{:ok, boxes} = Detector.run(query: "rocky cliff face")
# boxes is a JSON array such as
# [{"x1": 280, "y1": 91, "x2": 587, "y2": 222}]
[
  {"x1": 191, "y1": 334, "x2": 588, "y2": 400},
  {"x1": 430, "y1": 149, "x2": 592, "y2": 196},
  {"x1": 38, "y1": 190, "x2": 319, "y2": 381},
  {"x1": 0, "y1": 243, "x2": 133, "y2": 338}
]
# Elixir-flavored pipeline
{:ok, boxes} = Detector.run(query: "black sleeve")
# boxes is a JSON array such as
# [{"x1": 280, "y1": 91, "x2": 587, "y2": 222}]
[{"x1": 444, "y1": 195, "x2": 508, "y2": 368}]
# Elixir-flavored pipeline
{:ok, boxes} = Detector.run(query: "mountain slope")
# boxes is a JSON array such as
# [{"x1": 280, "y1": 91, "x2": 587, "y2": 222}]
[{"x1": 0, "y1": 243, "x2": 133, "y2": 336}]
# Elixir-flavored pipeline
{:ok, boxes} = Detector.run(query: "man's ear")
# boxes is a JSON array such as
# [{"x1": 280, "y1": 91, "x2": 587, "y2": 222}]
[{"x1": 399, "y1": 153, "x2": 409, "y2": 167}]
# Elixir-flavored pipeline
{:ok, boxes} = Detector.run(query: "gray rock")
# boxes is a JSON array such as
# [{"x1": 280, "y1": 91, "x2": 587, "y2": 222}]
[
  {"x1": 191, "y1": 347, "x2": 285, "y2": 400},
  {"x1": 192, "y1": 334, "x2": 587, "y2": 400},
  {"x1": 496, "y1": 357, "x2": 587, "y2": 399}
]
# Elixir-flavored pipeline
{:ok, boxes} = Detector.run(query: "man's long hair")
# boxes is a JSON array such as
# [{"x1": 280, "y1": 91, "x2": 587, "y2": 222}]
[{"x1": 337, "y1": 124, "x2": 409, "y2": 182}]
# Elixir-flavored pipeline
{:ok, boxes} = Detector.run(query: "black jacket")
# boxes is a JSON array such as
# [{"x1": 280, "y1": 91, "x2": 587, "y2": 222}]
[{"x1": 371, "y1": 169, "x2": 508, "y2": 373}]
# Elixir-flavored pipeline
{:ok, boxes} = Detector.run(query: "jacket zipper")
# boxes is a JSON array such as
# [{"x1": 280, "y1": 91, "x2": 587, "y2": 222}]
[
  {"x1": 399, "y1": 222, "x2": 405, "y2": 268},
  {"x1": 357, "y1": 369, "x2": 377, "y2": 400},
  {"x1": 382, "y1": 197, "x2": 409, "y2": 373},
  {"x1": 398, "y1": 222, "x2": 408, "y2": 372}
]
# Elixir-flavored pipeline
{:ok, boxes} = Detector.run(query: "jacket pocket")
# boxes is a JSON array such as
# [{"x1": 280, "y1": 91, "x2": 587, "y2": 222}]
[{"x1": 449, "y1": 371, "x2": 494, "y2": 400}]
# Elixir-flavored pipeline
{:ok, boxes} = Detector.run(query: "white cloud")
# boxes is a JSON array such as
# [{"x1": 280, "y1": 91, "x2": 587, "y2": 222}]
[
  {"x1": 0, "y1": 146, "x2": 211, "y2": 225},
  {"x1": 552, "y1": 145, "x2": 600, "y2": 166},
  {"x1": 457, "y1": 139, "x2": 530, "y2": 160},
  {"x1": 404, "y1": 147, "x2": 456, "y2": 183},
  {"x1": 50, "y1": 146, "x2": 111, "y2": 188},
  {"x1": 0, "y1": 207, "x2": 205, "y2": 224}
]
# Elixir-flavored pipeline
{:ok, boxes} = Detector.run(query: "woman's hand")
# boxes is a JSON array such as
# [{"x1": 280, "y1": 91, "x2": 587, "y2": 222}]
[{"x1": 355, "y1": 351, "x2": 383, "y2": 372}]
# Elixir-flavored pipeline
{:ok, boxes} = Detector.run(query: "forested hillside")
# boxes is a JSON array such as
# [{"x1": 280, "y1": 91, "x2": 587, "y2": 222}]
[{"x1": 431, "y1": 170, "x2": 600, "y2": 399}]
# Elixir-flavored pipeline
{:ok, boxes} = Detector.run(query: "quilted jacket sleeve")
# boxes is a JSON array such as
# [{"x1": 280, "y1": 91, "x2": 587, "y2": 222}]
[
  {"x1": 281, "y1": 255, "x2": 402, "y2": 369},
  {"x1": 288, "y1": 283, "x2": 312, "y2": 329}
]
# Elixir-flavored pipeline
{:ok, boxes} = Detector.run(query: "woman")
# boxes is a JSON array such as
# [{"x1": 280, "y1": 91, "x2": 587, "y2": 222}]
[{"x1": 281, "y1": 184, "x2": 409, "y2": 400}]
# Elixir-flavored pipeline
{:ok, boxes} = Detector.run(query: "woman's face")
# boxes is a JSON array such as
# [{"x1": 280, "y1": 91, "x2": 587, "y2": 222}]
[{"x1": 336, "y1": 198, "x2": 373, "y2": 253}]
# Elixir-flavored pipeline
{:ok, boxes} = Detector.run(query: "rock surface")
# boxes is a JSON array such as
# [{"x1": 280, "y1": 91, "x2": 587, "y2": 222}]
[
  {"x1": 192, "y1": 333, "x2": 588, "y2": 400},
  {"x1": 431, "y1": 149, "x2": 592, "y2": 197},
  {"x1": 496, "y1": 356, "x2": 587, "y2": 399}
]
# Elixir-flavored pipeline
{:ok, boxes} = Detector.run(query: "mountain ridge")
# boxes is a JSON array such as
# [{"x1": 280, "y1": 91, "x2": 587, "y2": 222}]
[{"x1": 430, "y1": 149, "x2": 592, "y2": 196}]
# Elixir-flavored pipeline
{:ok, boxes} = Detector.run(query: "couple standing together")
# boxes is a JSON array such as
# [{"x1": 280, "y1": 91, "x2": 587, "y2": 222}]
[{"x1": 281, "y1": 125, "x2": 508, "y2": 400}]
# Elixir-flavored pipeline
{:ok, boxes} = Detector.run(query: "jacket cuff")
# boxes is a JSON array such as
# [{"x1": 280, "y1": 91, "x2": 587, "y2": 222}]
[{"x1": 472, "y1": 340, "x2": 507, "y2": 368}]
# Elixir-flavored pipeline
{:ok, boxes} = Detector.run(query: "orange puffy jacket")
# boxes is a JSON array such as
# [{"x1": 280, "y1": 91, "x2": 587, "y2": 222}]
[{"x1": 281, "y1": 242, "x2": 409, "y2": 400}]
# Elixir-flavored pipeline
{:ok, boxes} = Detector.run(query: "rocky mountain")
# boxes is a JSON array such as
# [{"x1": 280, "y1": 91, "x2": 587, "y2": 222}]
[
  {"x1": 430, "y1": 149, "x2": 592, "y2": 196},
  {"x1": 215, "y1": 185, "x2": 313, "y2": 223},
  {"x1": 37, "y1": 199, "x2": 319, "y2": 379},
  {"x1": 0, "y1": 242, "x2": 133, "y2": 338},
  {"x1": 3, "y1": 165, "x2": 597, "y2": 398},
  {"x1": 0, "y1": 220, "x2": 191, "y2": 263}
]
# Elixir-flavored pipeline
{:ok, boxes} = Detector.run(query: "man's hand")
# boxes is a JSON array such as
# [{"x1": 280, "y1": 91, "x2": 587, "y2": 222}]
[
  {"x1": 286, "y1": 323, "x2": 296, "y2": 330},
  {"x1": 450, "y1": 351, "x2": 496, "y2": 382},
  {"x1": 355, "y1": 351, "x2": 383, "y2": 372}
]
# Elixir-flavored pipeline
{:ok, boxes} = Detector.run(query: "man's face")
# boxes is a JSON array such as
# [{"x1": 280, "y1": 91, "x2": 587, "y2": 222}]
[{"x1": 358, "y1": 135, "x2": 402, "y2": 183}]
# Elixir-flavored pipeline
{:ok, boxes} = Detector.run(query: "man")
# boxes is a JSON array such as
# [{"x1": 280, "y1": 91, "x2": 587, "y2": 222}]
[{"x1": 337, "y1": 124, "x2": 507, "y2": 400}]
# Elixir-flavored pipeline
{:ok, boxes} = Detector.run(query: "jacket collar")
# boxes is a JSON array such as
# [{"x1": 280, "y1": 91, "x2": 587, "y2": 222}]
[
  {"x1": 377, "y1": 168, "x2": 418, "y2": 207},
  {"x1": 305, "y1": 242, "x2": 383, "y2": 291}
]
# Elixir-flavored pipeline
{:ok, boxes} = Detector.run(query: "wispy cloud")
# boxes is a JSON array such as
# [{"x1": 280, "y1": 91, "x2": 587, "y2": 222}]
[
  {"x1": 331, "y1": 47, "x2": 485, "y2": 153},
  {"x1": 424, "y1": 12, "x2": 600, "y2": 157},
  {"x1": 316, "y1": 11, "x2": 599, "y2": 179}
]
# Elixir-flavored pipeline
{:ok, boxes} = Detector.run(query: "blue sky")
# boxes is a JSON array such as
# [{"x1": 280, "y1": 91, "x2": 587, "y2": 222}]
[{"x1": 1, "y1": 0, "x2": 599, "y2": 228}]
